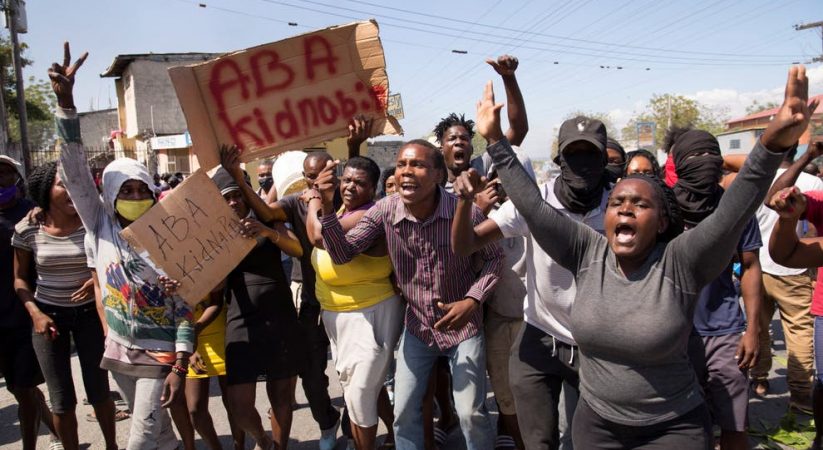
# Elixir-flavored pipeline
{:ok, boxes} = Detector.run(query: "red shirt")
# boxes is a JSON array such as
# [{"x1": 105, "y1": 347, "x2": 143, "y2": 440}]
[{"x1": 802, "y1": 190, "x2": 823, "y2": 316}]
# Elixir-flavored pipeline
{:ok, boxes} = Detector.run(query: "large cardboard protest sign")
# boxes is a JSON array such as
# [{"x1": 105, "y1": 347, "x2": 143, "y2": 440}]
[
  {"x1": 169, "y1": 20, "x2": 403, "y2": 169},
  {"x1": 120, "y1": 170, "x2": 255, "y2": 306}
]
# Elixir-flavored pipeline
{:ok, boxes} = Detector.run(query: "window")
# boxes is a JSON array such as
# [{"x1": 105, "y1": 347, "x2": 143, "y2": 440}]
[{"x1": 729, "y1": 139, "x2": 741, "y2": 150}]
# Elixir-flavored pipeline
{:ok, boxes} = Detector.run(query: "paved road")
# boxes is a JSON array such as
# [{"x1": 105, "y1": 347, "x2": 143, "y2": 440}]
[{"x1": 0, "y1": 312, "x2": 808, "y2": 449}]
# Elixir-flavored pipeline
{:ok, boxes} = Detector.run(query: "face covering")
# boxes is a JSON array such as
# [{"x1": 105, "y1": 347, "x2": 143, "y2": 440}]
[
  {"x1": 258, "y1": 176, "x2": 273, "y2": 191},
  {"x1": 605, "y1": 163, "x2": 624, "y2": 182},
  {"x1": 115, "y1": 199, "x2": 154, "y2": 222},
  {"x1": 553, "y1": 149, "x2": 607, "y2": 214},
  {"x1": 671, "y1": 129, "x2": 725, "y2": 227},
  {"x1": 0, "y1": 184, "x2": 18, "y2": 204}
]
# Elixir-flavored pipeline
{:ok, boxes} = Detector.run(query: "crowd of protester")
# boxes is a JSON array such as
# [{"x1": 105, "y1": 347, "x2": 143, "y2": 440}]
[{"x1": 1, "y1": 42, "x2": 823, "y2": 450}]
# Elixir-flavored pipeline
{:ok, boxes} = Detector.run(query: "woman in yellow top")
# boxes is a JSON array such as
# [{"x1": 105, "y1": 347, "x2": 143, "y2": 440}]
[
  {"x1": 307, "y1": 156, "x2": 404, "y2": 450},
  {"x1": 174, "y1": 289, "x2": 243, "y2": 450}
]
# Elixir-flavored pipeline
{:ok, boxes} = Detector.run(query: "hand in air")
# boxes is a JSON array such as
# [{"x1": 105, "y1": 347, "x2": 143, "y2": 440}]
[
  {"x1": 761, "y1": 66, "x2": 819, "y2": 152},
  {"x1": 48, "y1": 42, "x2": 88, "y2": 109}
]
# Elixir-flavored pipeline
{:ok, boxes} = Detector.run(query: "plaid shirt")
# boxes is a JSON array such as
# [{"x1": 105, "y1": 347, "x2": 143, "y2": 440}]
[{"x1": 320, "y1": 187, "x2": 502, "y2": 350}]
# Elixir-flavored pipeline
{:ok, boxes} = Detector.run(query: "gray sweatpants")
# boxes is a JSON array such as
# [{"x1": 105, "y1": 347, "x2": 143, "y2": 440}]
[{"x1": 111, "y1": 371, "x2": 177, "y2": 450}]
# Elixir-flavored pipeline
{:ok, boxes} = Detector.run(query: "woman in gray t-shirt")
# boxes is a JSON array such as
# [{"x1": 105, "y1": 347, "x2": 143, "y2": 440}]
[
  {"x1": 467, "y1": 69, "x2": 815, "y2": 448},
  {"x1": 12, "y1": 161, "x2": 117, "y2": 450}
]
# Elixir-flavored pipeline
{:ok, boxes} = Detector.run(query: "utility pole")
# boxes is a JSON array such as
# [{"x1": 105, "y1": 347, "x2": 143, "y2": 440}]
[
  {"x1": 795, "y1": 20, "x2": 823, "y2": 63},
  {"x1": 4, "y1": 0, "x2": 29, "y2": 172}
]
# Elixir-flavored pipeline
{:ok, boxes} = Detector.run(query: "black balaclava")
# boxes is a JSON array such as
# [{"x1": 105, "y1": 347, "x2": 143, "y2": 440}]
[
  {"x1": 554, "y1": 146, "x2": 608, "y2": 214},
  {"x1": 671, "y1": 129, "x2": 724, "y2": 227},
  {"x1": 605, "y1": 137, "x2": 627, "y2": 182}
]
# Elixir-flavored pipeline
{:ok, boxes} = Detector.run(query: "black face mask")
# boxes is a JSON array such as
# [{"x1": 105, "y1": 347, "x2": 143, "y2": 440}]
[
  {"x1": 605, "y1": 163, "x2": 624, "y2": 182},
  {"x1": 673, "y1": 154, "x2": 724, "y2": 226},
  {"x1": 554, "y1": 150, "x2": 607, "y2": 214},
  {"x1": 258, "y1": 176, "x2": 273, "y2": 191}
]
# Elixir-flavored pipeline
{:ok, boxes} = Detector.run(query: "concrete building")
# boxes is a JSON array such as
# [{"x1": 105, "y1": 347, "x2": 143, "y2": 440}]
[
  {"x1": 100, "y1": 53, "x2": 220, "y2": 175},
  {"x1": 718, "y1": 94, "x2": 823, "y2": 155}
]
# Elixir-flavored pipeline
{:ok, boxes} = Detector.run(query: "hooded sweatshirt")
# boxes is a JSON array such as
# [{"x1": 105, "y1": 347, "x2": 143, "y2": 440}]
[{"x1": 57, "y1": 108, "x2": 193, "y2": 376}]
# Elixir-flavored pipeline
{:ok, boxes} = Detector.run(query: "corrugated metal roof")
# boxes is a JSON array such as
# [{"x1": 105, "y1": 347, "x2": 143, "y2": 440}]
[{"x1": 99, "y1": 52, "x2": 222, "y2": 78}]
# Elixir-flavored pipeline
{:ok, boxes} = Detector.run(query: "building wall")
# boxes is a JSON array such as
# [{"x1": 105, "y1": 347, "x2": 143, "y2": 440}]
[
  {"x1": 365, "y1": 141, "x2": 403, "y2": 170},
  {"x1": 78, "y1": 109, "x2": 119, "y2": 147},
  {"x1": 123, "y1": 60, "x2": 190, "y2": 138},
  {"x1": 717, "y1": 130, "x2": 760, "y2": 155}
]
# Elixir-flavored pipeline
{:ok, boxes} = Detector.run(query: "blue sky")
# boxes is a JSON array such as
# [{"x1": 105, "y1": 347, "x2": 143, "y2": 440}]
[{"x1": 16, "y1": 0, "x2": 823, "y2": 160}]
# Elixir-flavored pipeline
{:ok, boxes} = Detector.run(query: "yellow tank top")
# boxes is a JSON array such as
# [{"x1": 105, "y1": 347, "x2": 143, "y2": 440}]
[{"x1": 311, "y1": 247, "x2": 395, "y2": 312}]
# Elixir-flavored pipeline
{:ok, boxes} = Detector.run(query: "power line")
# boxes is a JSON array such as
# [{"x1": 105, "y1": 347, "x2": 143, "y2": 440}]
[{"x1": 337, "y1": 0, "x2": 799, "y2": 58}]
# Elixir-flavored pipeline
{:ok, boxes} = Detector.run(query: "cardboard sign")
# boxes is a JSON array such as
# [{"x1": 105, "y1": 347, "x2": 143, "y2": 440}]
[
  {"x1": 120, "y1": 170, "x2": 255, "y2": 306},
  {"x1": 169, "y1": 20, "x2": 403, "y2": 169}
]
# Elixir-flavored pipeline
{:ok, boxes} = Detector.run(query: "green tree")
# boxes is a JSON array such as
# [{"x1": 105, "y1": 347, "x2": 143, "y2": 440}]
[
  {"x1": 0, "y1": 33, "x2": 56, "y2": 150},
  {"x1": 745, "y1": 100, "x2": 779, "y2": 115},
  {"x1": 621, "y1": 94, "x2": 728, "y2": 149}
]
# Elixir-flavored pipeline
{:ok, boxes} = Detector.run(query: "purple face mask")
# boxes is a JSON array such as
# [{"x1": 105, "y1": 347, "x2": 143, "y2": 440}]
[{"x1": 0, "y1": 184, "x2": 18, "y2": 204}]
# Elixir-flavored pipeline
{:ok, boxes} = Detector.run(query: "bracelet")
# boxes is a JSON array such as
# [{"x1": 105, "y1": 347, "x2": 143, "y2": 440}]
[{"x1": 171, "y1": 364, "x2": 188, "y2": 377}]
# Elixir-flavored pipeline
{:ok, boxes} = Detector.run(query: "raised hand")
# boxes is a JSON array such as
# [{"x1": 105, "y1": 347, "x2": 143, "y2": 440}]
[
  {"x1": 48, "y1": 42, "x2": 88, "y2": 109},
  {"x1": 474, "y1": 179, "x2": 500, "y2": 214},
  {"x1": 767, "y1": 186, "x2": 806, "y2": 220},
  {"x1": 314, "y1": 159, "x2": 339, "y2": 205},
  {"x1": 452, "y1": 168, "x2": 484, "y2": 200},
  {"x1": 475, "y1": 81, "x2": 505, "y2": 143},
  {"x1": 486, "y1": 54, "x2": 519, "y2": 76},
  {"x1": 761, "y1": 66, "x2": 819, "y2": 152},
  {"x1": 346, "y1": 115, "x2": 374, "y2": 153},
  {"x1": 219, "y1": 145, "x2": 244, "y2": 180}
]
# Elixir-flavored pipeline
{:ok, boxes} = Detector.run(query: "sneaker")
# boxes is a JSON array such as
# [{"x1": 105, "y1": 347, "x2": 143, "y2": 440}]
[
  {"x1": 319, "y1": 418, "x2": 340, "y2": 450},
  {"x1": 48, "y1": 438, "x2": 64, "y2": 450}
]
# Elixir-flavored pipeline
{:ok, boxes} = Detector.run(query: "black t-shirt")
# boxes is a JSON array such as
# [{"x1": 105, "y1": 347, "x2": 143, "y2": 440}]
[
  {"x1": 277, "y1": 192, "x2": 341, "y2": 308},
  {"x1": 0, "y1": 198, "x2": 34, "y2": 329}
]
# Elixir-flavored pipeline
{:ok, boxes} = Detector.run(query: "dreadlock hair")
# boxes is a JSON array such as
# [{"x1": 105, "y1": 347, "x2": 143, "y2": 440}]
[
  {"x1": 662, "y1": 125, "x2": 693, "y2": 154},
  {"x1": 617, "y1": 173, "x2": 684, "y2": 243},
  {"x1": 433, "y1": 113, "x2": 475, "y2": 143},
  {"x1": 624, "y1": 149, "x2": 663, "y2": 179},
  {"x1": 27, "y1": 161, "x2": 58, "y2": 213}
]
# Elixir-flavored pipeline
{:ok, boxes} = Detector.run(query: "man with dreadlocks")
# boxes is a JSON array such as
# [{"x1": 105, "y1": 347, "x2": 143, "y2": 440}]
[{"x1": 668, "y1": 127, "x2": 763, "y2": 450}]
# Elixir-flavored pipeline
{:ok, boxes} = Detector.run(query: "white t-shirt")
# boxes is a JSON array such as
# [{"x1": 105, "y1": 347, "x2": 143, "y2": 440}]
[
  {"x1": 489, "y1": 177, "x2": 608, "y2": 345},
  {"x1": 756, "y1": 169, "x2": 823, "y2": 276}
]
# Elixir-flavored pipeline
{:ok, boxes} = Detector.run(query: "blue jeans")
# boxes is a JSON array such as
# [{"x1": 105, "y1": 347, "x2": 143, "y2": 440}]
[{"x1": 393, "y1": 329, "x2": 493, "y2": 450}]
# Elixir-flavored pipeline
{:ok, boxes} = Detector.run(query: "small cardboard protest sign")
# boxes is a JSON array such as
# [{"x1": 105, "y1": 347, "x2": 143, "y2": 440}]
[
  {"x1": 120, "y1": 170, "x2": 255, "y2": 306},
  {"x1": 169, "y1": 20, "x2": 403, "y2": 169}
]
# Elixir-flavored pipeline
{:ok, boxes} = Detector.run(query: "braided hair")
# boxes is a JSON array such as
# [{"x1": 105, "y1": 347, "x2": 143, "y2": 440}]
[
  {"x1": 618, "y1": 173, "x2": 684, "y2": 243},
  {"x1": 27, "y1": 161, "x2": 58, "y2": 213}
]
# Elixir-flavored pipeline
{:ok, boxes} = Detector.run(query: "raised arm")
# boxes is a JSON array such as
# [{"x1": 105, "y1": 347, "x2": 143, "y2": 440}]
[
  {"x1": 487, "y1": 55, "x2": 528, "y2": 145},
  {"x1": 679, "y1": 66, "x2": 819, "y2": 284},
  {"x1": 768, "y1": 187, "x2": 823, "y2": 268},
  {"x1": 220, "y1": 145, "x2": 287, "y2": 222},
  {"x1": 346, "y1": 115, "x2": 373, "y2": 158},
  {"x1": 766, "y1": 142, "x2": 823, "y2": 202},
  {"x1": 475, "y1": 81, "x2": 600, "y2": 273},
  {"x1": 451, "y1": 170, "x2": 504, "y2": 256},
  {"x1": 50, "y1": 43, "x2": 102, "y2": 233}
]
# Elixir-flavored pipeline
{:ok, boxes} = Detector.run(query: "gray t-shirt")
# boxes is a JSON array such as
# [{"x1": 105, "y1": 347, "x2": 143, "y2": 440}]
[{"x1": 487, "y1": 137, "x2": 782, "y2": 426}]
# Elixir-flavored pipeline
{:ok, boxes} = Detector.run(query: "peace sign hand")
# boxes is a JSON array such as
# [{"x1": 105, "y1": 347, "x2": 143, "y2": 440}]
[{"x1": 48, "y1": 42, "x2": 88, "y2": 109}]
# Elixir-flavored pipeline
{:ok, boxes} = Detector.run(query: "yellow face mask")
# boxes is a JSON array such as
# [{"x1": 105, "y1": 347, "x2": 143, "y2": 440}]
[{"x1": 115, "y1": 199, "x2": 154, "y2": 222}]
